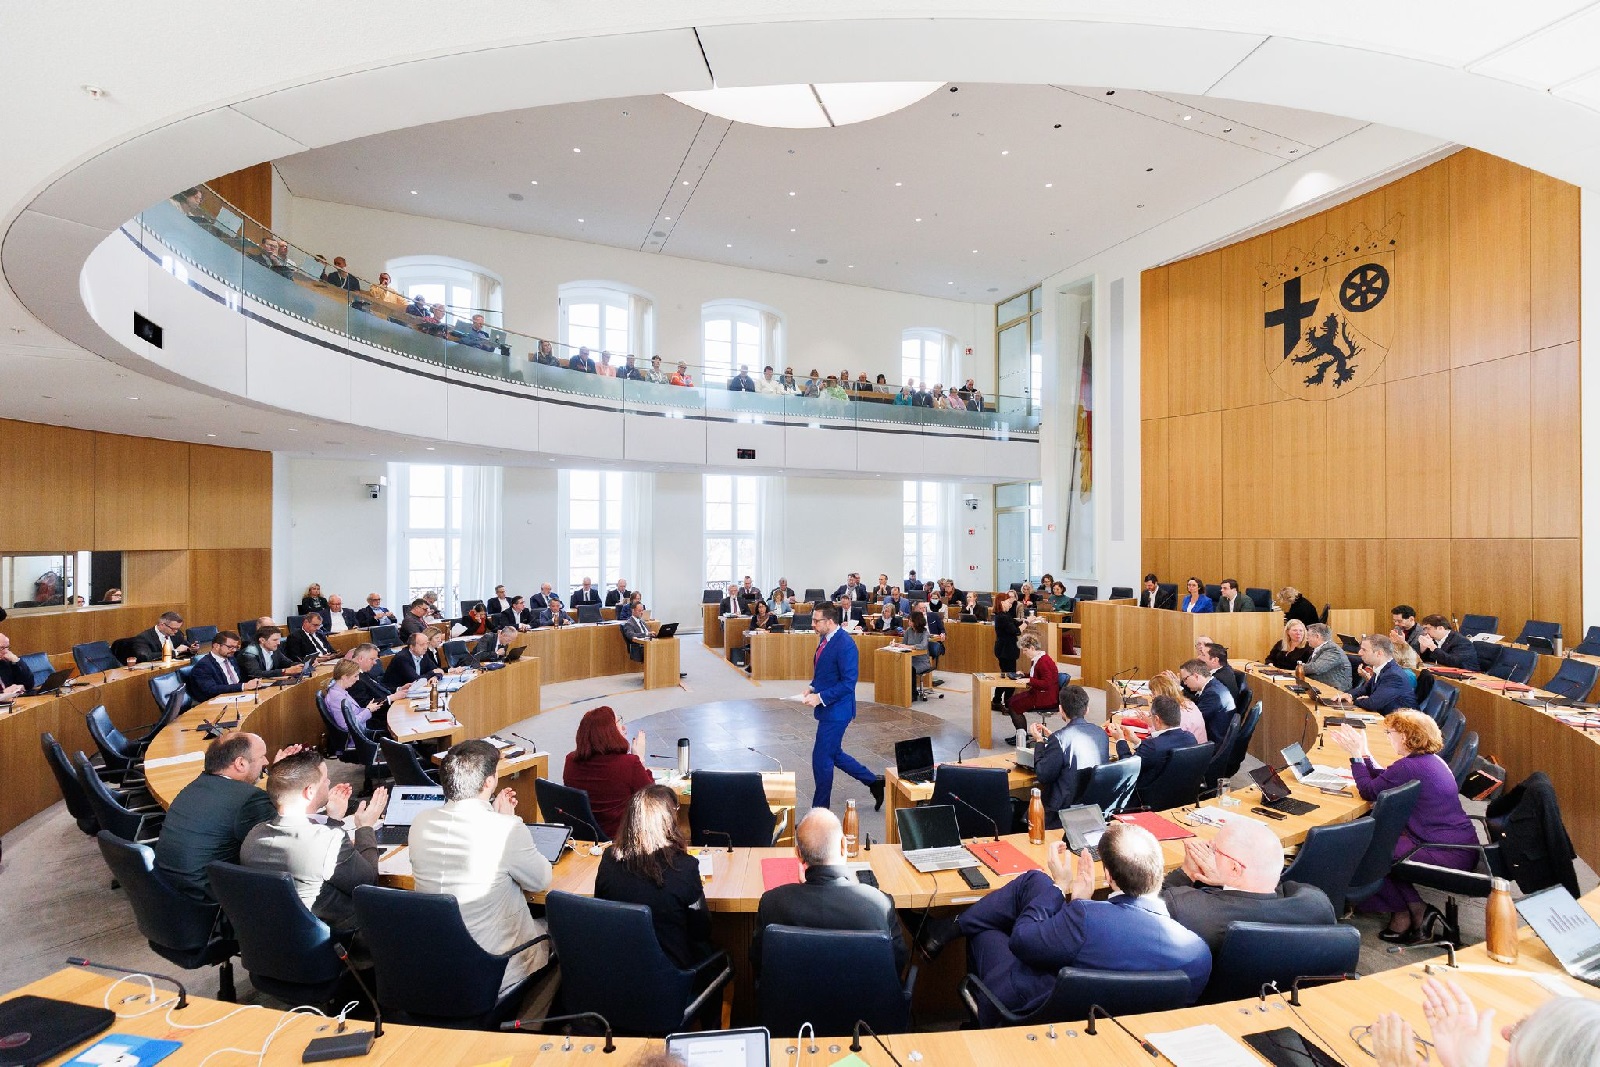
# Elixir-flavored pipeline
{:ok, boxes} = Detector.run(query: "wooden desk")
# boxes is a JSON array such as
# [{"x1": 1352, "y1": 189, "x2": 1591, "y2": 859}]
[
  {"x1": 873, "y1": 647, "x2": 913, "y2": 707},
  {"x1": 507, "y1": 624, "x2": 629, "y2": 683},
  {"x1": 750, "y1": 630, "x2": 818, "y2": 679},
  {"x1": 723, "y1": 615, "x2": 751, "y2": 659},
  {"x1": 972, "y1": 673, "x2": 1030, "y2": 747},
  {"x1": 701, "y1": 603, "x2": 723, "y2": 647},
  {"x1": 849, "y1": 631, "x2": 892, "y2": 681},
  {"x1": 328, "y1": 628, "x2": 369, "y2": 653},
  {"x1": 1080, "y1": 599, "x2": 1285, "y2": 698},
  {"x1": 882, "y1": 752, "x2": 1032, "y2": 844},
  {"x1": 641, "y1": 636, "x2": 680, "y2": 689}
]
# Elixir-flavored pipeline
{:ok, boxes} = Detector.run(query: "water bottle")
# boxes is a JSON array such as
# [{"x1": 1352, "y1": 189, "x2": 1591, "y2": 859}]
[
  {"x1": 844, "y1": 799, "x2": 860, "y2": 858},
  {"x1": 677, "y1": 737, "x2": 691, "y2": 777},
  {"x1": 1486, "y1": 877, "x2": 1519, "y2": 964},
  {"x1": 1027, "y1": 787, "x2": 1045, "y2": 845}
]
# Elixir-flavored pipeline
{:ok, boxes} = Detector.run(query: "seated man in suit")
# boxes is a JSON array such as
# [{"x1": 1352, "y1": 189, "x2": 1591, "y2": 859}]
[
  {"x1": 187, "y1": 630, "x2": 267, "y2": 703},
  {"x1": 832, "y1": 572, "x2": 867, "y2": 604},
  {"x1": 384, "y1": 631, "x2": 443, "y2": 688},
  {"x1": 527, "y1": 583, "x2": 555, "y2": 611},
  {"x1": 536, "y1": 596, "x2": 570, "y2": 629},
  {"x1": 495, "y1": 595, "x2": 533, "y2": 632},
  {"x1": 0, "y1": 632, "x2": 31, "y2": 696},
  {"x1": 1026, "y1": 684, "x2": 1103, "y2": 827},
  {"x1": 737, "y1": 576, "x2": 762, "y2": 603},
  {"x1": 1298, "y1": 623, "x2": 1354, "y2": 690},
  {"x1": 284, "y1": 612, "x2": 335, "y2": 661},
  {"x1": 1390, "y1": 605, "x2": 1425, "y2": 654},
  {"x1": 926, "y1": 822, "x2": 1210, "y2": 1023},
  {"x1": 749, "y1": 808, "x2": 908, "y2": 976},
  {"x1": 570, "y1": 578, "x2": 602, "y2": 608},
  {"x1": 354, "y1": 593, "x2": 395, "y2": 629},
  {"x1": 604, "y1": 579, "x2": 630, "y2": 608},
  {"x1": 1139, "y1": 573, "x2": 1175, "y2": 610},
  {"x1": 1111, "y1": 695, "x2": 1199, "y2": 794},
  {"x1": 409, "y1": 740, "x2": 553, "y2": 998},
  {"x1": 324, "y1": 595, "x2": 358, "y2": 634},
  {"x1": 1200, "y1": 642, "x2": 1243, "y2": 705},
  {"x1": 1162, "y1": 818, "x2": 1335, "y2": 951},
  {"x1": 1331, "y1": 634, "x2": 1415, "y2": 715},
  {"x1": 123, "y1": 611, "x2": 191, "y2": 665},
  {"x1": 903, "y1": 570, "x2": 924, "y2": 593},
  {"x1": 621, "y1": 604, "x2": 653, "y2": 663},
  {"x1": 475, "y1": 625, "x2": 519, "y2": 663},
  {"x1": 241, "y1": 751, "x2": 388, "y2": 937},
  {"x1": 344, "y1": 643, "x2": 399, "y2": 709},
  {"x1": 485, "y1": 585, "x2": 513, "y2": 619},
  {"x1": 1214, "y1": 579, "x2": 1254, "y2": 613},
  {"x1": 1417, "y1": 614, "x2": 1481, "y2": 671},
  {"x1": 1179, "y1": 659, "x2": 1236, "y2": 744},
  {"x1": 398, "y1": 599, "x2": 431, "y2": 639},
  {"x1": 155, "y1": 731, "x2": 301, "y2": 902},
  {"x1": 238, "y1": 626, "x2": 305, "y2": 683},
  {"x1": 718, "y1": 585, "x2": 742, "y2": 617}
]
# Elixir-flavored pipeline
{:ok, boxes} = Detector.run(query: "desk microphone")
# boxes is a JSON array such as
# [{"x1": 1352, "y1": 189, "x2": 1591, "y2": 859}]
[
  {"x1": 948, "y1": 794, "x2": 999, "y2": 841},
  {"x1": 1281, "y1": 972, "x2": 1359, "y2": 1007},
  {"x1": 699, "y1": 829, "x2": 734, "y2": 852},
  {"x1": 1086, "y1": 1005, "x2": 1159, "y2": 1057},
  {"x1": 301, "y1": 947, "x2": 383, "y2": 1060},
  {"x1": 955, "y1": 736, "x2": 977, "y2": 764},
  {"x1": 510, "y1": 731, "x2": 539, "y2": 752},
  {"x1": 850, "y1": 1020, "x2": 906, "y2": 1067},
  {"x1": 554, "y1": 807, "x2": 606, "y2": 844},
  {"x1": 500, "y1": 1012, "x2": 615, "y2": 1053},
  {"x1": 747, "y1": 746, "x2": 783, "y2": 771},
  {"x1": 68, "y1": 957, "x2": 188, "y2": 1009}
]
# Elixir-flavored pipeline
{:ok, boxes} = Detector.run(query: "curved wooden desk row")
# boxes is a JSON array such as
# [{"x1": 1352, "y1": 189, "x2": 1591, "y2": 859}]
[{"x1": 28, "y1": 881, "x2": 1597, "y2": 1063}]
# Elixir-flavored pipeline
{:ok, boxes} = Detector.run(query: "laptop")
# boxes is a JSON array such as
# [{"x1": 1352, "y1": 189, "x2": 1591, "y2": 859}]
[
  {"x1": 525, "y1": 822, "x2": 573, "y2": 864},
  {"x1": 1516, "y1": 885, "x2": 1600, "y2": 985},
  {"x1": 504, "y1": 645, "x2": 527, "y2": 663},
  {"x1": 894, "y1": 736, "x2": 936, "y2": 784},
  {"x1": 1338, "y1": 634, "x2": 1362, "y2": 653},
  {"x1": 29, "y1": 668, "x2": 73, "y2": 695},
  {"x1": 895, "y1": 805, "x2": 978, "y2": 873},
  {"x1": 665, "y1": 1027, "x2": 771, "y2": 1067},
  {"x1": 376, "y1": 786, "x2": 445, "y2": 846},
  {"x1": 1248, "y1": 765, "x2": 1319, "y2": 816},
  {"x1": 655, "y1": 622, "x2": 679, "y2": 639},
  {"x1": 577, "y1": 605, "x2": 602, "y2": 625},
  {"x1": 1280, "y1": 742, "x2": 1350, "y2": 790},
  {"x1": 1060, "y1": 804, "x2": 1108, "y2": 861},
  {"x1": 1525, "y1": 634, "x2": 1558, "y2": 655}
]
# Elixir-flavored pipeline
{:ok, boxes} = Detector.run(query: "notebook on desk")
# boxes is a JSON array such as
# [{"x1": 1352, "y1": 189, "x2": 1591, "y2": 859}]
[{"x1": 1114, "y1": 811, "x2": 1194, "y2": 841}]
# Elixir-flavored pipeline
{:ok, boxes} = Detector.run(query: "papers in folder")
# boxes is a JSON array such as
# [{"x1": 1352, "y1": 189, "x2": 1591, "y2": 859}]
[{"x1": 1145, "y1": 1025, "x2": 1259, "y2": 1066}]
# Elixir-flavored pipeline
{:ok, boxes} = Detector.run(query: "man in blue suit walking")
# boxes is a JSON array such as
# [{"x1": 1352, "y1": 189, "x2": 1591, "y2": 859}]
[{"x1": 803, "y1": 605, "x2": 885, "y2": 811}]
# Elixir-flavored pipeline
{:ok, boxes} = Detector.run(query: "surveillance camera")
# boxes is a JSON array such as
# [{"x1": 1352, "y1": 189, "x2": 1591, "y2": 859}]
[
  {"x1": 963, "y1": 494, "x2": 980, "y2": 511},
  {"x1": 363, "y1": 474, "x2": 387, "y2": 499},
  {"x1": 366, "y1": 484, "x2": 382, "y2": 499}
]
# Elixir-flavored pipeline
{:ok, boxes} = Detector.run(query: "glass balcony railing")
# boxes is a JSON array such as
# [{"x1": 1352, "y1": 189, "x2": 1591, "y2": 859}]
[{"x1": 128, "y1": 187, "x2": 1041, "y2": 437}]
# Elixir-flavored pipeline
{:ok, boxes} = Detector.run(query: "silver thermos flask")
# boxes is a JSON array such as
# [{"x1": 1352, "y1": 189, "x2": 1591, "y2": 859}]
[{"x1": 678, "y1": 737, "x2": 691, "y2": 776}]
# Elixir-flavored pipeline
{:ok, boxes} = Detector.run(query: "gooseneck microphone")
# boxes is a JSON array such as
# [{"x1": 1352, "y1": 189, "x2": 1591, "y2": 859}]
[
  {"x1": 948, "y1": 794, "x2": 1000, "y2": 841},
  {"x1": 501, "y1": 1012, "x2": 615, "y2": 1053},
  {"x1": 699, "y1": 829, "x2": 735, "y2": 852},
  {"x1": 850, "y1": 1020, "x2": 906, "y2": 1067},
  {"x1": 510, "y1": 731, "x2": 539, "y2": 752},
  {"x1": 554, "y1": 807, "x2": 606, "y2": 844},
  {"x1": 1086, "y1": 1005, "x2": 1159, "y2": 1057},
  {"x1": 68, "y1": 957, "x2": 188, "y2": 1009},
  {"x1": 301, "y1": 947, "x2": 383, "y2": 1059},
  {"x1": 955, "y1": 737, "x2": 977, "y2": 764},
  {"x1": 747, "y1": 746, "x2": 783, "y2": 771}
]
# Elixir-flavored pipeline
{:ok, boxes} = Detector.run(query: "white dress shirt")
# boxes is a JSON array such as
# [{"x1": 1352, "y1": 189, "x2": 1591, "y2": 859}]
[
  {"x1": 328, "y1": 612, "x2": 348, "y2": 634},
  {"x1": 408, "y1": 798, "x2": 553, "y2": 992}
]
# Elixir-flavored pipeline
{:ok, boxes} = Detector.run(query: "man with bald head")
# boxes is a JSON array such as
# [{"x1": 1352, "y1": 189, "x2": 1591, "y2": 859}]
[
  {"x1": 1161, "y1": 818, "x2": 1336, "y2": 950},
  {"x1": 749, "y1": 809, "x2": 908, "y2": 975}
]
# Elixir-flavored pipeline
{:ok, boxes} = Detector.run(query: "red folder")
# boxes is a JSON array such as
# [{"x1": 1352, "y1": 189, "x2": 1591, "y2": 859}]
[
  {"x1": 1114, "y1": 811, "x2": 1195, "y2": 841},
  {"x1": 966, "y1": 840, "x2": 1041, "y2": 876},
  {"x1": 760, "y1": 857, "x2": 804, "y2": 891}
]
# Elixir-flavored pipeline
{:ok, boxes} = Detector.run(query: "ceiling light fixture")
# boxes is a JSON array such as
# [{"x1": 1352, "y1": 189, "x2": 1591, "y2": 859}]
[
  {"x1": 1001, "y1": 150, "x2": 1009, "y2": 155},
  {"x1": 530, "y1": 180, "x2": 539, "y2": 185},
  {"x1": 789, "y1": 191, "x2": 796, "y2": 196},
  {"x1": 573, "y1": 147, "x2": 582, "y2": 152},
  {"x1": 1182, "y1": 115, "x2": 1192, "y2": 121},
  {"x1": 915, "y1": 217, "x2": 922, "y2": 222},
  {"x1": 410, "y1": 190, "x2": 417, "y2": 195},
  {"x1": 895, "y1": 181, "x2": 903, "y2": 187},
  {"x1": 1045, "y1": 182, "x2": 1053, "y2": 188},
  {"x1": 667, "y1": 82, "x2": 943, "y2": 128},
  {"x1": 578, "y1": 218, "x2": 585, "y2": 223}
]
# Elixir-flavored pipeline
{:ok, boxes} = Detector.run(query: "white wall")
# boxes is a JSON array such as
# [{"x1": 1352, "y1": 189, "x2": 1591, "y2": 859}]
[
  {"x1": 284, "y1": 197, "x2": 995, "y2": 390},
  {"x1": 279, "y1": 457, "x2": 391, "y2": 619},
  {"x1": 499, "y1": 465, "x2": 560, "y2": 600}
]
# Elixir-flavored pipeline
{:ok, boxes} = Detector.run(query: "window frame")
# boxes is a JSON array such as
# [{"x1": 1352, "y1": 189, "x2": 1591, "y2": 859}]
[
  {"x1": 704, "y1": 474, "x2": 760, "y2": 587},
  {"x1": 566, "y1": 470, "x2": 624, "y2": 591}
]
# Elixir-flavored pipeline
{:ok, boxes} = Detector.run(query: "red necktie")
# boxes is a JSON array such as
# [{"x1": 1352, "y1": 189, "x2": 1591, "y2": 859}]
[{"x1": 815, "y1": 635, "x2": 826, "y2": 665}]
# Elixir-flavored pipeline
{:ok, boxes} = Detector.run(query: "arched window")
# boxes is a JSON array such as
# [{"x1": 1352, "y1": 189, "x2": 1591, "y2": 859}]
[
  {"x1": 702, "y1": 300, "x2": 784, "y2": 384},
  {"x1": 559, "y1": 282, "x2": 653, "y2": 362},
  {"x1": 901, "y1": 327, "x2": 954, "y2": 388},
  {"x1": 386, "y1": 255, "x2": 502, "y2": 327}
]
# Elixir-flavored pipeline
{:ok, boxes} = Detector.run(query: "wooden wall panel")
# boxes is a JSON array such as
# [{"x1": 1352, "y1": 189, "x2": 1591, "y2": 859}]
[
  {"x1": 1220, "y1": 404, "x2": 1273, "y2": 539},
  {"x1": 1271, "y1": 400, "x2": 1326, "y2": 540},
  {"x1": 1530, "y1": 342, "x2": 1582, "y2": 539},
  {"x1": 1533, "y1": 539, "x2": 1583, "y2": 643},
  {"x1": 1142, "y1": 539, "x2": 1170, "y2": 583},
  {"x1": 123, "y1": 550, "x2": 190, "y2": 604},
  {"x1": 1220, "y1": 235, "x2": 1277, "y2": 412},
  {"x1": 1451, "y1": 540, "x2": 1533, "y2": 636},
  {"x1": 207, "y1": 163, "x2": 273, "y2": 229},
  {"x1": 188, "y1": 444, "x2": 273, "y2": 548},
  {"x1": 188, "y1": 548, "x2": 272, "y2": 632},
  {"x1": 94, "y1": 436, "x2": 190, "y2": 549},
  {"x1": 1165, "y1": 254, "x2": 1222, "y2": 417},
  {"x1": 1323, "y1": 388, "x2": 1387, "y2": 539},
  {"x1": 1531, "y1": 172, "x2": 1581, "y2": 351},
  {"x1": 1141, "y1": 418, "x2": 1170, "y2": 540},
  {"x1": 1450, "y1": 354, "x2": 1531, "y2": 538},
  {"x1": 1384, "y1": 161, "x2": 1451, "y2": 382},
  {"x1": 1322, "y1": 540, "x2": 1387, "y2": 618},
  {"x1": 1165, "y1": 541, "x2": 1222, "y2": 589},
  {"x1": 1165, "y1": 412, "x2": 1222, "y2": 533},
  {"x1": 1385, "y1": 372, "x2": 1451, "y2": 538},
  {"x1": 1448, "y1": 151, "x2": 1531, "y2": 369},
  {"x1": 1141, "y1": 267, "x2": 1170, "y2": 421},
  {"x1": 1386, "y1": 541, "x2": 1451, "y2": 624},
  {"x1": 0, "y1": 421, "x2": 96, "y2": 548}
]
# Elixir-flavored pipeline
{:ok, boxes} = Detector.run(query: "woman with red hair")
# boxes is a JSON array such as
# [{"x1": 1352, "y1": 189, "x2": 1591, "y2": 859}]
[{"x1": 562, "y1": 705, "x2": 653, "y2": 839}]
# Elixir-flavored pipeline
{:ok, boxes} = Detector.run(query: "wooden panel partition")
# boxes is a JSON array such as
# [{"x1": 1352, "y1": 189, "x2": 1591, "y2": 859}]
[{"x1": 1141, "y1": 150, "x2": 1581, "y2": 636}]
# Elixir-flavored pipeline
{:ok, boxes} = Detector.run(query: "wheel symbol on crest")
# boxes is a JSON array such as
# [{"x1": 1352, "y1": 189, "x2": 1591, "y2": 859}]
[{"x1": 1339, "y1": 263, "x2": 1389, "y2": 313}]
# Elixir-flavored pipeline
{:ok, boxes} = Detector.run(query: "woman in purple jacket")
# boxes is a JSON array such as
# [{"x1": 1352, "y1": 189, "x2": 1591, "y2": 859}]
[{"x1": 1329, "y1": 710, "x2": 1476, "y2": 943}]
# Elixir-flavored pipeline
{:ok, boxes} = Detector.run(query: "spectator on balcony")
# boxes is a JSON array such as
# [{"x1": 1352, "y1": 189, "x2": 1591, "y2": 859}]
[
  {"x1": 670, "y1": 361, "x2": 694, "y2": 386},
  {"x1": 728, "y1": 365, "x2": 756, "y2": 391},
  {"x1": 596, "y1": 351, "x2": 617, "y2": 377},
  {"x1": 534, "y1": 340, "x2": 560, "y2": 366},
  {"x1": 419, "y1": 303, "x2": 449, "y2": 336},
  {"x1": 947, "y1": 390, "x2": 967, "y2": 411},
  {"x1": 621, "y1": 355, "x2": 646, "y2": 381},
  {"x1": 647, "y1": 355, "x2": 669, "y2": 383},
  {"x1": 569, "y1": 346, "x2": 597, "y2": 373},
  {"x1": 913, "y1": 382, "x2": 934, "y2": 407},
  {"x1": 320, "y1": 256, "x2": 361, "y2": 292},
  {"x1": 822, "y1": 376, "x2": 849, "y2": 400},
  {"x1": 875, "y1": 373, "x2": 889, "y2": 390},
  {"x1": 368, "y1": 272, "x2": 406, "y2": 307},
  {"x1": 855, "y1": 372, "x2": 873, "y2": 393},
  {"x1": 405, "y1": 294, "x2": 430, "y2": 318},
  {"x1": 931, "y1": 385, "x2": 950, "y2": 409},
  {"x1": 457, "y1": 314, "x2": 495, "y2": 351},
  {"x1": 756, "y1": 366, "x2": 785, "y2": 395},
  {"x1": 801, "y1": 369, "x2": 821, "y2": 397},
  {"x1": 894, "y1": 384, "x2": 914, "y2": 405},
  {"x1": 781, "y1": 367, "x2": 798, "y2": 391}
]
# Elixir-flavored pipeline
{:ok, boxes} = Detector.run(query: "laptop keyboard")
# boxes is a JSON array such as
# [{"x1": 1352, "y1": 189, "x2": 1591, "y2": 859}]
[
  {"x1": 375, "y1": 825, "x2": 411, "y2": 846},
  {"x1": 1299, "y1": 770, "x2": 1347, "y2": 789},
  {"x1": 1265, "y1": 796, "x2": 1318, "y2": 816},
  {"x1": 908, "y1": 846, "x2": 976, "y2": 871}
]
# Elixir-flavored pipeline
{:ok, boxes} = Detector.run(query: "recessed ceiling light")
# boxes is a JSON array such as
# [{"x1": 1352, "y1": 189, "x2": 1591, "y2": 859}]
[
  {"x1": 1045, "y1": 183, "x2": 1053, "y2": 188},
  {"x1": 790, "y1": 228, "x2": 796, "y2": 232},
  {"x1": 664, "y1": 216, "x2": 671, "y2": 221},
  {"x1": 847, "y1": 265, "x2": 854, "y2": 269},
  {"x1": 1182, "y1": 115, "x2": 1192, "y2": 121},
  {"x1": 573, "y1": 147, "x2": 582, "y2": 152},
  {"x1": 682, "y1": 180, "x2": 689, "y2": 186},
  {"x1": 789, "y1": 191, "x2": 796, "y2": 196},
  {"x1": 894, "y1": 182, "x2": 902, "y2": 187},
  {"x1": 972, "y1": 249, "x2": 978, "y2": 253},
  {"x1": 726, "y1": 243, "x2": 733, "y2": 248},
  {"x1": 425, "y1": 446, "x2": 436, "y2": 451},
  {"x1": 126, "y1": 395, "x2": 138, "y2": 400},
  {"x1": 287, "y1": 427, "x2": 298, "y2": 432},
  {"x1": 206, "y1": 433, "x2": 217, "y2": 438},
  {"x1": 947, "y1": 281, "x2": 954, "y2": 285},
  {"x1": 1001, "y1": 150, "x2": 1009, "y2": 155},
  {"x1": 530, "y1": 180, "x2": 539, "y2": 185},
  {"x1": 578, "y1": 218, "x2": 584, "y2": 223},
  {"x1": 915, "y1": 217, "x2": 922, "y2": 222},
  {"x1": 410, "y1": 190, "x2": 417, "y2": 195}
]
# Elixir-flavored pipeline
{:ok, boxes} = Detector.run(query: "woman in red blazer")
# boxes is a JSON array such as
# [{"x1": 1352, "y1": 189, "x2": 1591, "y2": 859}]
[
  {"x1": 1005, "y1": 633, "x2": 1060, "y2": 732},
  {"x1": 562, "y1": 705, "x2": 654, "y2": 840}
]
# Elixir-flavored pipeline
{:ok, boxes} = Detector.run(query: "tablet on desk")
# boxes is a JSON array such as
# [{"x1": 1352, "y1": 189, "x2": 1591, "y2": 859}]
[{"x1": 665, "y1": 1028, "x2": 771, "y2": 1067}]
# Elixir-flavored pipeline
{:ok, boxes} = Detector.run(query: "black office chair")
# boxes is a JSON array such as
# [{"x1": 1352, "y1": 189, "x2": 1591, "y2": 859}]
[
  {"x1": 1438, "y1": 709, "x2": 1467, "y2": 765},
  {"x1": 1202, "y1": 715, "x2": 1241, "y2": 790},
  {"x1": 1078, "y1": 759, "x2": 1140, "y2": 815},
  {"x1": 1246, "y1": 587, "x2": 1273, "y2": 611},
  {"x1": 790, "y1": 611, "x2": 813, "y2": 632},
  {"x1": 1345, "y1": 779, "x2": 1423, "y2": 906},
  {"x1": 186, "y1": 625, "x2": 219, "y2": 648},
  {"x1": 41, "y1": 731, "x2": 100, "y2": 836},
  {"x1": 962, "y1": 966, "x2": 1193, "y2": 1028},
  {"x1": 1514, "y1": 619, "x2": 1561, "y2": 648},
  {"x1": 442, "y1": 639, "x2": 473, "y2": 667},
  {"x1": 380, "y1": 738, "x2": 439, "y2": 786},
  {"x1": 1137, "y1": 743, "x2": 1215, "y2": 811},
  {"x1": 1223, "y1": 701, "x2": 1262, "y2": 780},
  {"x1": 1203, "y1": 583, "x2": 1222, "y2": 602},
  {"x1": 287, "y1": 614, "x2": 305, "y2": 633},
  {"x1": 1419, "y1": 678, "x2": 1458, "y2": 725},
  {"x1": 759, "y1": 927, "x2": 915, "y2": 1035},
  {"x1": 931, "y1": 765, "x2": 1015, "y2": 838},
  {"x1": 96, "y1": 832, "x2": 237, "y2": 1000},
  {"x1": 1473, "y1": 641, "x2": 1503, "y2": 676},
  {"x1": 1204, "y1": 922, "x2": 1360, "y2": 1003},
  {"x1": 533, "y1": 778, "x2": 608, "y2": 842},
  {"x1": 1075, "y1": 585, "x2": 1098, "y2": 602},
  {"x1": 1155, "y1": 582, "x2": 1178, "y2": 607},
  {"x1": 86, "y1": 705, "x2": 147, "y2": 785},
  {"x1": 208, "y1": 862, "x2": 346, "y2": 1007},
  {"x1": 75, "y1": 750, "x2": 162, "y2": 843},
  {"x1": 1413, "y1": 669, "x2": 1435, "y2": 708},
  {"x1": 618, "y1": 624, "x2": 644, "y2": 664},
  {"x1": 1279, "y1": 817, "x2": 1376, "y2": 918},
  {"x1": 458, "y1": 599, "x2": 485, "y2": 615},
  {"x1": 1449, "y1": 733, "x2": 1480, "y2": 790},
  {"x1": 354, "y1": 885, "x2": 548, "y2": 1029},
  {"x1": 73, "y1": 640, "x2": 120, "y2": 676},
  {"x1": 803, "y1": 588, "x2": 827, "y2": 604},
  {"x1": 1458, "y1": 614, "x2": 1498, "y2": 638},
  {"x1": 315, "y1": 686, "x2": 385, "y2": 794},
  {"x1": 1109, "y1": 586, "x2": 1134, "y2": 600},
  {"x1": 368, "y1": 623, "x2": 400, "y2": 650},
  {"x1": 1572, "y1": 625, "x2": 1600, "y2": 657},
  {"x1": 689, "y1": 770, "x2": 784, "y2": 847},
  {"x1": 1488, "y1": 647, "x2": 1536, "y2": 685},
  {"x1": 546, "y1": 892, "x2": 733, "y2": 1036},
  {"x1": 1544, "y1": 658, "x2": 1599, "y2": 700},
  {"x1": 236, "y1": 619, "x2": 259, "y2": 643},
  {"x1": 1320, "y1": 603, "x2": 1332, "y2": 624},
  {"x1": 17, "y1": 651, "x2": 52, "y2": 689}
]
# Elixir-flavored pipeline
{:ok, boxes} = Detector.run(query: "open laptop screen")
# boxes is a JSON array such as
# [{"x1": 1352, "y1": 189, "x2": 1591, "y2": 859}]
[
  {"x1": 895, "y1": 804, "x2": 963, "y2": 851},
  {"x1": 1516, "y1": 886, "x2": 1600, "y2": 970},
  {"x1": 894, "y1": 736, "x2": 934, "y2": 777},
  {"x1": 384, "y1": 787, "x2": 445, "y2": 826},
  {"x1": 665, "y1": 1028, "x2": 771, "y2": 1067},
  {"x1": 1060, "y1": 804, "x2": 1107, "y2": 852}
]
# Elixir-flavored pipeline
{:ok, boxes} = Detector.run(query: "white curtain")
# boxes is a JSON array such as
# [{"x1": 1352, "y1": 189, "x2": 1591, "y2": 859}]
[
  {"x1": 937, "y1": 481, "x2": 963, "y2": 584},
  {"x1": 630, "y1": 293, "x2": 654, "y2": 360},
  {"x1": 758, "y1": 476, "x2": 787, "y2": 594},
  {"x1": 458, "y1": 465, "x2": 503, "y2": 613},
  {"x1": 623, "y1": 472, "x2": 655, "y2": 603}
]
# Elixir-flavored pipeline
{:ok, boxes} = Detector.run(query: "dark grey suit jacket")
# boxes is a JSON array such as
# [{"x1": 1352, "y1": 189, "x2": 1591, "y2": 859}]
[
  {"x1": 241, "y1": 814, "x2": 379, "y2": 932},
  {"x1": 751, "y1": 866, "x2": 909, "y2": 976},
  {"x1": 1161, "y1": 874, "x2": 1336, "y2": 951},
  {"x1": 154, "y1": 773, "x2": 276, "y2": 901}
]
